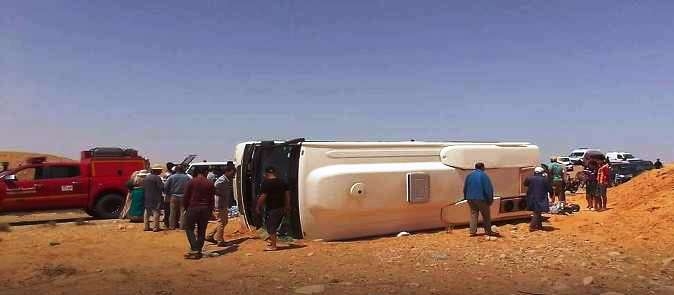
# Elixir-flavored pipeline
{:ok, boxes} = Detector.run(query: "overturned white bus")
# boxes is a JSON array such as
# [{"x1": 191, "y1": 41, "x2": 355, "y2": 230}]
[{"x1": 234, "y1": 139, "x2": 539, "y2": 241}]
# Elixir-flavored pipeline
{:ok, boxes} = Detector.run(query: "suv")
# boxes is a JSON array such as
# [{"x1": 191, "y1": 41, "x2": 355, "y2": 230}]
[
  {"x1": 568, "y1": 148, "x2": 600, "y2": 165},
  {"x1": 0, "y1": 147, "x2": 147, "y2": 218}
]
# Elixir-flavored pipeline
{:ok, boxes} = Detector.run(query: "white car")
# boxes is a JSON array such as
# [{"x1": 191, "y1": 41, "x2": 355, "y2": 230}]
[
  {"x1": 606, "y1": 152, "x2": 640, "y2": 163},
  {"x1": 568, "y1": 148, "x2": 600, "y2": 165}
]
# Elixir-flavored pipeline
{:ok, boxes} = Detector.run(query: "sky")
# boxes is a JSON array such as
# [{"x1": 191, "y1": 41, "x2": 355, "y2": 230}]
[{"x1": 1, "y1": 1, "x2": 673, "y2": 163}]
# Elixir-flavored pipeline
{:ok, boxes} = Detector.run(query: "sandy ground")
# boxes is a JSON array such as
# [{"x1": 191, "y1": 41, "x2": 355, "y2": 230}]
[
  {"x1": 0, "y1": 209, "x2": 91, "y2": 225},
  {"x1": 1, "y1": 192, "x2": 673, "y2": 295}
]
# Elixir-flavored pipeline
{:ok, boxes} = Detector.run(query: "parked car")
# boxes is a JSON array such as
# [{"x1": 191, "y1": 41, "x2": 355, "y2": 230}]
[
  {"x1": 0, "y1": 147, "x2": 147, "y2": 218},
  {"x1": 610, "y1": 162, "x2": 638, "y2": 185},
  {"x1": 606, "y1": 152, "x2": 641, "y2": 163},
  {"x1": 555, "y1": 156, "x2": 574, "y2": 171},
  {"x1": 568, "y1": 148, "x2": 600, "y2": 165}
]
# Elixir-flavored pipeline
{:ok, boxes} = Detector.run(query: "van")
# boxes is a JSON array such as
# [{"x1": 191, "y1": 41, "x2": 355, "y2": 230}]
[{"x1": 233, "y1": 139, "x2": 539, "y2": 241}]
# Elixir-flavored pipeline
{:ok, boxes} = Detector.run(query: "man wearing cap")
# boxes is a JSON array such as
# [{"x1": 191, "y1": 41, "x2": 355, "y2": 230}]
[
  {"x1": 524, "y1": 167, "x2": 552, "y2": 232},
  {"x1": 144, "y1": 165, "x2": 165, "y2": 232},
  {"x1": 256, "y1": 166, "x2": 291, "y2": 251},
  {"x1": 463, "y1": 162, "x2": 498, "y2": 237}
]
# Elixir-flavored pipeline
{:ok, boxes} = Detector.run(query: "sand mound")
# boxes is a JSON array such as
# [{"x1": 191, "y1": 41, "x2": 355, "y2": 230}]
[
  {"x1": 596, "y1": 165, "x2": 674, "y2": 244},
  {"x1": 0, "y1": 151, "x2": 74, "y2": 169},
  {"x1": 609, "y1": 165, "x2": 674, "y2": 211}
]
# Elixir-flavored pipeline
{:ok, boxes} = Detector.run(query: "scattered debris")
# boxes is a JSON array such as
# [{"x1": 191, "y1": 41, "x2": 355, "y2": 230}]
[
  {"x1": 583, "y1": 276, "x2": 594, "y2": 286},
  {"x1": 608, "y1": 251, "x2": 621, "y2": 257},
  {"x1": 38, "y1": 264, "x2": 77, "y2": 278},
  {"x1": 307, "y1": 252, "x2": 315, "y2": 257},
  {"x1": 499, "y1": 254, "x2": 507, "y2": 259},
  {"x1": 599, "y1": 292, "x2": 624, "y2": 295},
  {"x1": 663, "y1": 257, "x2": 674, "y2": 268},
  {"x1": 208, "y1": 252, "x2": 221, "y2": 258},
  {"x1": 430, "y1": 252, "x2": 448, "y2": 260},
  {"x1": 396, "y1": 232, "x2": 411, "y2": 237},
  {"x1": 294, "y1": 284, "x2": 325, "y2": 294},
  {"x1": 74, "y1": 218, "x2": 87, "y2": 225},
  {"x1": 406, "y1": 282, "x2": 421, "y2": 288},
  {"x1": 48, "y1": 240, "x2": 61, "y2": 246}
]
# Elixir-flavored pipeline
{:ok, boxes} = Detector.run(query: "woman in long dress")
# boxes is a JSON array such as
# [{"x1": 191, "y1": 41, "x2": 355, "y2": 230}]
[{"x1": 120, "y1": 170, "x2": 148, "y2": 222}]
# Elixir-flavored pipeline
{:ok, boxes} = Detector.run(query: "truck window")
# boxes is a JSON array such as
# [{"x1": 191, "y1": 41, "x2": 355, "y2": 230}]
[
  {"x1": 40, "y1": 166, "x2": 80, "y2": 179},
  {"x1": 14, "y1": 167, "x2": 40, "y2": 181}
]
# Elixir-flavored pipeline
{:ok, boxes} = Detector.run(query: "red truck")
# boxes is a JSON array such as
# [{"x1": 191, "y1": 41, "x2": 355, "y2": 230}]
[{"x1": 0, "y1": 148, "x2": 148, "y2": 218}]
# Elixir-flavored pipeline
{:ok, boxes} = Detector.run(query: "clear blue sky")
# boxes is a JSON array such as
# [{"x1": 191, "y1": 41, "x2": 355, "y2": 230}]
[{"x1": 2, "y1": 1, "x2": 673, "y2": 163}]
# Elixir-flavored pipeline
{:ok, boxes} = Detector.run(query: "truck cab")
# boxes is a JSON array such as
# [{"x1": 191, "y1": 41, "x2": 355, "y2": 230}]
[
  {"x1": 0, "y1": 158, "x2": 87, "y2": 212},
  {"x1": 1, "y1": 148, "x2": 146, "y2": 218}
]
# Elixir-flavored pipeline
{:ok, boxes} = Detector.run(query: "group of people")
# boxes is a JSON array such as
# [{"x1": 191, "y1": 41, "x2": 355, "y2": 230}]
[
  {"x1": 120, "y1": 162, "x2": 237, "y2": 259},
  {"x1": 462, "y1": 159, "x2": 576, "y2": 235},
  {"x1": 119, "y1": 162, "x2": 291, "y2": 259},
  {"x1": 583, "y1": 159, "x2": 611, "y2": 211}
]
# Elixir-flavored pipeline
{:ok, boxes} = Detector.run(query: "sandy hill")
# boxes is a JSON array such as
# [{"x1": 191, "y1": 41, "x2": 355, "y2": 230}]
[
  {"x1": 0, "y1": 151, "x2": 75, "y2": 169},
  {"x1": 568, "y1": 164, "x2": 674, "y2": 249}
]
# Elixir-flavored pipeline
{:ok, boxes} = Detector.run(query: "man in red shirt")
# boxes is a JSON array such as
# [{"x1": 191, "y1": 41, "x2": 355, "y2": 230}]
[
  {"x1": 596, "y1": 159, "x2": 611, "y2": 211},
  {"x1": 182, "y1": 166, "x2": 215, "y2": 259}
]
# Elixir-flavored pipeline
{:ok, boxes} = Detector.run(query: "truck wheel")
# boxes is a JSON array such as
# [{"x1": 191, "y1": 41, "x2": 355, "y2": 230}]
[
  {"x1": 94, "y1": 194, "x2": 124, "y2": 219},
  {"x1": 84, "y1": 208, "x2": 96, "y2": 217}
]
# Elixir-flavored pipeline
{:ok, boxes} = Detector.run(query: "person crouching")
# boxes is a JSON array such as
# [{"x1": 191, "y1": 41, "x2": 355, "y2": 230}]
[{"x1": 524, "y1": 167, "x2": 552, "y2": 232}]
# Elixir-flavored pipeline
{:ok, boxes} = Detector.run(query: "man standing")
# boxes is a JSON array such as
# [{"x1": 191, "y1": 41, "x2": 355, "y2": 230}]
[
  {"x1": 143, "y1": 165, "x2": 164, "y2": 232},
  {"x1": 463, "y1": 162, "x2": 498, "y2": 237},
  {"x1": 654, "y1": 159, "x2": 663, "y2": 169},
  {"x1": 524, "y1": 167, "x2": 552, "y2": 232},
  {"x1": 183, "y1": 166, "x2": 215, "y2": 259},
  {"x1": 548, "y1": 158, "x2": 566, "y2": 205},
  {"x1": 164, "y1": 165, "x2": 191, "y2": 230},
  {"x1": 584, "y1": 162, "x2": 599, "y2": 211},
  {"x1": 161, "y1": 162, "x2": 176, "y2": 229},
  {"x1": 256, "y1": 167, "x2": 291, "y2": 251},
  {"x1": 206, "y1": 165, "x2": 235, "y2": 246},
  {"x1": 597, "y1": 160, "x2": 611, "y2": 211}
]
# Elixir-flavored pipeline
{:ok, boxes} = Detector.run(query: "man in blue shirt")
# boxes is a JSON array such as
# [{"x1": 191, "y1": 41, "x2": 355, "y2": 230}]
[{"x1": 463, "y1": 162, "x2": 498, "y2": 237}]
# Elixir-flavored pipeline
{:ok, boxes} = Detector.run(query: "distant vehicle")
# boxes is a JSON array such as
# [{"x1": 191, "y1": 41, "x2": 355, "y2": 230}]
[
  {"x1": 606, "y1": 152, "x2": 641, "y2": 163},
  {"x1": 568, "y1": 148, "x2": 600, "y2": 165},
  {"x1": 610, "y1": 162, "x2": 638, "y2": 185},
  {"x1": 187, "y1": 161, "x2": 235, "y2": 176},
  {"x1": 583, "y1": 150, "x2": 606, "y2": 167},
  {"x1": 631, "y1": 160, "x2": 654, "y2": 173},
  {"x1": 555, "y1": 156, "x2": 574, "y2": 171},
  {"x1": 234, "y1": 139, "x2": 540, "y2": 241},
  {"x1": 0, "y1": 147, "x2": 147, "y2": 218}
]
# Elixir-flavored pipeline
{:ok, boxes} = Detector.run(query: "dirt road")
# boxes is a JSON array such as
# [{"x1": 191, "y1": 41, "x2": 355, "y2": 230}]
[{"x1": 1, "y1": 193, "x2": 673, "y2": 295}]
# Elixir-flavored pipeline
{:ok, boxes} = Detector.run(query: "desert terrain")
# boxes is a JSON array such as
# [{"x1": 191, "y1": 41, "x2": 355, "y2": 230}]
[{"x1": 1, "y1": 166, "x2": 673, "y2": 295}]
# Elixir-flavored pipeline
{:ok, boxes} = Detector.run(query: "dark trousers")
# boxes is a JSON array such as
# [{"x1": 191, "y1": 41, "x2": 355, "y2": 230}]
[
  {"x1": 530, "y1": 211, "x2": 543, "y2": 230},
  {"x1": 468, "y1": 200, "x2": 493, "y2": 235},
  {"x1": 184, "y1": 206, "x2": 211, "y2": 253},
  {"x1": 163, "y1": 200, "x2": 171, "y2": 228}
]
